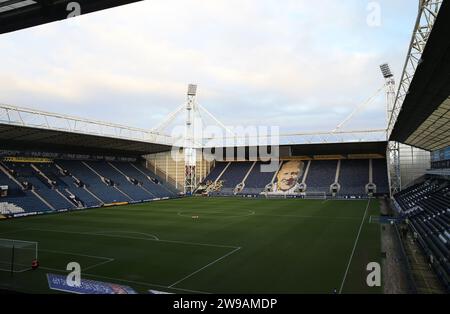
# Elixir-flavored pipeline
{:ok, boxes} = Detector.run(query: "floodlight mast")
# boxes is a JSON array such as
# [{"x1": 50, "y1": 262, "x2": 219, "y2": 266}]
[
  {"x1": 380, "y1": 63, "x2": 401, "y2": 197},
  {"x1": 380, "y1": 63, "x2": 396, "y2": 129},
  {"x1": 184, "y1": 84, "x2": 197, "y2": 194}
]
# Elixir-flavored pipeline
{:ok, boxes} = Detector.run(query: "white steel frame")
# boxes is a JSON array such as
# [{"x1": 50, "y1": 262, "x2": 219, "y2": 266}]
[
  {"x1": 184, "y1": 85, "x2": 197, "y2": 194},
  {"x1": 385, "y1": 0, "x2": 443, "y2": 196},
  {"x1": 0, "y1": 103, "x2": 173, "y2": 146},
  {"x1": 387, "y1": 0, "x2": 444, "y2": 138}
]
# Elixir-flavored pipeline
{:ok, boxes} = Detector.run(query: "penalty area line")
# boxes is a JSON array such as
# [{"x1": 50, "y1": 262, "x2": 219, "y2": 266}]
[
  {"x1": 29, "y1": 228, "x2": 240, "y2": 249},
  {"x1": 37, "y1": 248, "x2": 115, "y2": 272}
]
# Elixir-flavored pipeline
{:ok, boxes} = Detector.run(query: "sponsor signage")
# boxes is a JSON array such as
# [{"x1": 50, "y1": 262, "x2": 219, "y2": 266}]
[
  {"x1": 13, "y1": 211, "x2": 37, "y2": 218},
  {"x1": 2, "y1": 157, "x2": 52, "y2": 163},
  {"x1": 149, "y1": 289, "x2": 173, "y2": 294},
  {"x1": 47, "y1": 273, "x2": 137, "y2": 294}
]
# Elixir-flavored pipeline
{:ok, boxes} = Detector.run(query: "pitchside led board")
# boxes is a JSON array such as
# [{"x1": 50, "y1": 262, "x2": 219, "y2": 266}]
[{"x1": 47, "y1": 274, "x2": 137, "y2": 294}]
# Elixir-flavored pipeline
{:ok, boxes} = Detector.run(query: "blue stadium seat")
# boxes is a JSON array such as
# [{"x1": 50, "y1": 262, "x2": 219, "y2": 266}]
[
  {"x1": 241, "y1": 161, "x2": 278, "y2": 194},
  {"x1": 3, "y1": 162, "x2": 74, "y2": 210},
  {"x1": 111, "y1": 161, "x2": 176, "y2": 198},
  {"x1": 57, "y1": 160, "x2": 129, "y2": 203},
  {"x1": 339, "y1": 159, "x2": 369, "y2": 195},
  {"x1": 395, "y1": 179, "x2": 450, "y2": 291},
  {"x1": 85, "y1": 161, "x2": 154, "y2": 201},
  {"x1": 372, "y1": 159, "x2": 389, "y2": 194},
  {"x1": 305, "y1": 160, "x2": 337, "y2": 193},
  {"x1": 219, "y1": 162, "x2": 253, "y2": 194}
]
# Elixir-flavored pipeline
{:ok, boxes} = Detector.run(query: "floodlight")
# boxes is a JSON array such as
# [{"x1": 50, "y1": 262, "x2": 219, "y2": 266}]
[
  {"x1": 380, "y1": 63, "x2": 393, "y2": 78},
  {"x1": 187, "y1": 84, "x2": 197, "y2": 96}
]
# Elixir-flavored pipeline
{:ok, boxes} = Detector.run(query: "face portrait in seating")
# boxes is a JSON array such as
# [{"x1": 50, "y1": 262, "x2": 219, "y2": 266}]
[{"x1": 273, "y1": 160, "x2": 304, "y2": 193}]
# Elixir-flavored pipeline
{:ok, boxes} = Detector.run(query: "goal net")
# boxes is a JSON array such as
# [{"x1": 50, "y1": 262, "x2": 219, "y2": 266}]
[
  {"x1": 304, "y1": 192, "x2": 327, "y2": 200},
  {"x1": 0, "y1": 238, "x2": 38, "y2": 273}
]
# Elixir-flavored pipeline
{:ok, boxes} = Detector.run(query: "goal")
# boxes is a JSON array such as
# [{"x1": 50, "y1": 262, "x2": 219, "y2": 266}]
[
  {"x1": 304, "y1": 192, "x2": 327, "y2": 200},
  {"x1": 0, "y1": 238, "x2": 38, "y2": 273}
]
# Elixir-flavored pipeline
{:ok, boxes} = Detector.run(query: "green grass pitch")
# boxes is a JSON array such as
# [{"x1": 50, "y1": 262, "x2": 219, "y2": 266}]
[{"x1": 0, "y1": 197, "x2": 382, "y2": 294}]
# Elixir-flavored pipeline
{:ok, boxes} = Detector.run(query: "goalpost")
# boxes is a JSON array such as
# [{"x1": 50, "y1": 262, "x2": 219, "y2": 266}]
[
  {"x1": 0, "y1": 238, "x2": 38, "y2": 273},
  {"x1": 263, "y1": 191, "x2": 327, "y2": 200},
  {"x1": 304, "y1": 191, "x2": 327, "y2": 200}
]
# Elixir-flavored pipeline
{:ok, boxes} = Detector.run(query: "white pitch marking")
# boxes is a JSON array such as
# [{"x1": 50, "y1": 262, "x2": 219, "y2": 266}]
[
  {"x1": 83, "y1": 272, "x2": 212, "y2": 294},
  {"x1": 83, "y1": 259, "x2": 115, "y2": 271},
  {"x1": 37, "y1": 248, "x2": 115, "y2": 271},
  {"x1": 29, "y1": 228, "x2": 240, "y2": 249},
  {"x1": 39, "y1": 248, "x2": 113, "y2": 261},
  {"x1": 338, "y1": 198, "x2": 371, "y2": 294},
  {"x1": 90, "y1": 231, "x2": 160, "y2": 241},
  {"x1": 168, "y1": 246, "x2": 242, "y2": 288},
  {"x1": 38, "y1": 265, "x2": 211, "y2": 294}
]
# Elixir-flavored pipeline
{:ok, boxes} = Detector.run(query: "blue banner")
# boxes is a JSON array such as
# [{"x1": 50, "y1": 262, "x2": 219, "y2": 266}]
[
  {"x1": 431, "y1": 150, "x2": 440, "y2": 162},
  {"x1": 431, "y1": 147, "x2": 450, "y2": 162},
  {"x1": 445, "y1": 146, "x2": 450, "y2": 160},
  {"x1": 47, "y1": 273, "x2": 137, "y2": 294}
]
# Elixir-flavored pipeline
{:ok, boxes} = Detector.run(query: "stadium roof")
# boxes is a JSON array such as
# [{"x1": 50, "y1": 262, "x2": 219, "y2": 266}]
[
  {"x1": 288, "y1": 141, "x2": 387, "y2": 157},
  {"x1": 0, "y1": 123, "x2": 172, "y2": 157},
  {"x1": 209, "y1": 141, "x2": 388, "y2": 160},
  {"x1": 0, "y1": 103, "x2": 173, "y2": 157},
  {"x1": 0, "y1": 0, "x2": 143, "y2": 34},
  {"x1": 389, "y1": 1, "x2": 450, "y2": 151}
]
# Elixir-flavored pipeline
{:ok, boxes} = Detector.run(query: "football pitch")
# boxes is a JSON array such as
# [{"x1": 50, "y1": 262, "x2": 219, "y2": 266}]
[{"x1": 0, "y1": 197, "x2": 382, "y2": 294}]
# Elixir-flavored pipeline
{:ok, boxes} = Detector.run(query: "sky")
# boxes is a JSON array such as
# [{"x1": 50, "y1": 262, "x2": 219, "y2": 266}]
[{"x1": 0, "y1": 0, "x2": 419, "y2": 135}]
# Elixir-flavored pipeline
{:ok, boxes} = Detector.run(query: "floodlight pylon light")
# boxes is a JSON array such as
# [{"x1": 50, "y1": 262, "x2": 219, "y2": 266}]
[
  {"x1": 380, "y1": 63, "x2": 393, "y2": 78},
  {"x1": 187, "y1": 84, "x2": 197, "y2": 96}
]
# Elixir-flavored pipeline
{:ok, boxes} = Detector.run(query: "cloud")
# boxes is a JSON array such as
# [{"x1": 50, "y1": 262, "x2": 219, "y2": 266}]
[{"x1": 0, "y1": 0, "x2": 417, "y2": 133}]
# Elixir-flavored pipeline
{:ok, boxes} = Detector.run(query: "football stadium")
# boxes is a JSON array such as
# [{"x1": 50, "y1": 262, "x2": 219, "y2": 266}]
[{"x1": 0, "y1": 0, "x2": 449, "y2": 297}]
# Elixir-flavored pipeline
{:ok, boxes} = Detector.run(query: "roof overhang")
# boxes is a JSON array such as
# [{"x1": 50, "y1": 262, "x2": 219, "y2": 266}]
[
  {"x1": 0, "y1": 123, "x2": 172, "y2": 157},
  {"x1": 288, "y1": 141, "x2": 387, "y2": 157},
  {"x1": 389, "y1": 1, "x2": 450, "y2": 151},
  {"x1": 204, "y1": 141, "x2": 388, "y2": 160},
  {"x1": 0, "y1": 0, "x2": 143, "y2": 34}
]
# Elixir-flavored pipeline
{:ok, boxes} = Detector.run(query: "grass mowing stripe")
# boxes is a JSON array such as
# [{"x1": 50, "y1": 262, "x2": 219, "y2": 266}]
[
  {"x1": 253, "y1": 213, "x2": 360, "y2": 220},
  {"x1": 0, "y1": 228, "x2": 31, "y2": 236},
  {"x1": 339, "y1": 198, "x2": 371, "y2": 294},
  {"x1": 83, "y1": 259, "x2": 115, "y2": 271},
  {"x1": 36, "y1": 248, "x2": 115, "y2": 272},
  {"x1": 39, "y1": 248, "x2": 114, "y2": 261},
  {"x1": 0, "y1": 198, "x2": 380, "y2": 293},
  {"x1": 39, "y1": 260, "x2": 114, "y2": 273},
  {"x1": 90, "y1": 231, "x2": 160, "y2": 240}
]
